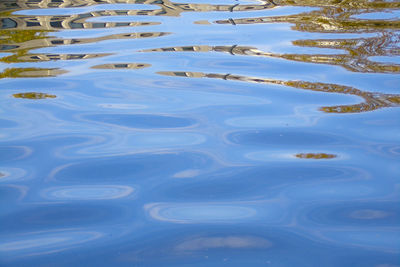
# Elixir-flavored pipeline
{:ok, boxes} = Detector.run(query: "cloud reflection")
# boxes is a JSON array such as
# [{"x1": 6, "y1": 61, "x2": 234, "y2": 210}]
[
  {"x1": 145, "y1": 203, "x2": 257, "y2": 223},
  {"x1": 42, "y1": 185, "x2": 135, "y2": 200},
  {"x1": 175, "y1": 236, "x2": 272, "y2": 251},
  {"x1": 0, "y1": 229, "x2": 103, "y2": 254},
  {"x1": 144, "y1": 201, "x2": 286, "y2": 224}
]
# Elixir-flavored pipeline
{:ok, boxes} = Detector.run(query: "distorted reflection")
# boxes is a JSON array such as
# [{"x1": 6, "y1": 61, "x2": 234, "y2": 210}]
[
  {"x1": 1, "y1": 0, "x2": 276, "y2": 17},
  {"x1": 295, "y1": 153, "x2": 337, "y2": 159},
  {"x1": 0, "y1": 30, "x2": 168, "y2": 65},
  {"x1": 175, "y1": 236, "x2": 272, "y2": 251},
  {"x1": 1, "y1": 67, "x2": 66, "y2": 78},
  {"x1": 189, "y1": 0, "x2": 400, "y2": 74},
  {"x1": 42, "y1": 185, "x2": 134, "y2": 200},
  {"x1": 158, "y1": 71, "x2": 400, "y2": 113},
  {"x1": 91, "y1": 63, "x2": 150, "y2": 69},
  {"x1": 145, "y1": 203, "x2": 257, "y2": 223},
  {"x1": 1, "y1": 0, "x2": 399, "y2": 265},
  {"x1": 0, "y1": 230, "x2": 103, "y2": 253},
  {"x1": 141, "y1": 38, "x2": 400, "y2": 74},
  {"x1": 1, "y1": 14, "x2": 160, "y2": 31},
  {"x1": 0, "y1": 1, "x2": 170, "y2": 77},
  {"x1": 214, "y1": 0, "x2": 400, "y2": 33},
  {"x1": 350, "y1": 209, "x2": 391, "y2": 220},
  {"x1": 2, "y1": 53, "x2": 110, "y2": 63},
  {"x1": 12, "y1": 92, "x2": 56, "y2": 99}
]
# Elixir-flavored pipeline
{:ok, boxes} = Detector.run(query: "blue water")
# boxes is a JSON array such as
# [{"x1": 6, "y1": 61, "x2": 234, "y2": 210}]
[{"x1": 1, "y1": 0, "x2": 400, "y2": 266}]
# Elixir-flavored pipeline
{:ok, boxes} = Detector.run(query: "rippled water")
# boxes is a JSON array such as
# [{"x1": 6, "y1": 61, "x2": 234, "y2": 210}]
[{"x1": 1, "y1": 0, "x2": 400, "y2": 266}]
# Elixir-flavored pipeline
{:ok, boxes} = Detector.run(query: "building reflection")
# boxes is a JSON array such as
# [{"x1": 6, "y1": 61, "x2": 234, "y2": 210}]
[
  {"x1": 141, "y1": 41, "x2": 400, "y2": 74},
  {"x1": 2, "y1": 53, "x2": 110, "y2": 63},
  {"x1": 0, "y1": 28, "x2": 167, "y2": 74},
  {"x1": 214, "y1": 0, "x2": 400, "y2": 33},
  {"x1": 1, "y1": 0, "x2": 398, "y2": 78},
  {"x1": 1, "y1": 67, "x2": 66, "y2": 78},
  {"x1": 206, "y1": 0, "x2": 400, "y2": 73},
  {"x1": 158, "y1": 71, "x2": 400, "y2": 114},
  {"x1": 91, "y1": 63, "x2": 151, "y2": 69},
  {"x1": 1, "y1": 0, "x2": 276, "y2": 18}
]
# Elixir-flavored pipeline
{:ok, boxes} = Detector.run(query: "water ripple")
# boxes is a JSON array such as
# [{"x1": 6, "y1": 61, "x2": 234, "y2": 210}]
[{"x1": 1, "y1": 0, "x2": 399, "y2": 265}]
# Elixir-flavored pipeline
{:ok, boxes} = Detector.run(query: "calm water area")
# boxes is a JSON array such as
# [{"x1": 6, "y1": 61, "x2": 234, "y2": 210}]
[{"x1": 0, "y1": 0, "x2": 400, "y2": 266}]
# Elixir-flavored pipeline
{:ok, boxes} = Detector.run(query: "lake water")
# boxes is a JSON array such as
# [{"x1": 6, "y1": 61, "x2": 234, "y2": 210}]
[{"x1": 1, "y1": 0, "x2": 400, "y2": 266}]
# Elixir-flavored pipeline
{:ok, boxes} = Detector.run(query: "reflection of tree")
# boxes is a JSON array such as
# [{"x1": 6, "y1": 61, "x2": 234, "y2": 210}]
[
  {"x1": 12, "y1": 92, "x2": 56, "y2": 99},
  {"x1": 158, "y1": 71, "x2": 400, "y2": 114}
]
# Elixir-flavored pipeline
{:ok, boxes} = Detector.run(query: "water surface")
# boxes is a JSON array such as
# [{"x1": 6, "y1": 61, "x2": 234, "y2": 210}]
[{"x1": 1, "y1": 0, "x2": 400, "y2": 266}]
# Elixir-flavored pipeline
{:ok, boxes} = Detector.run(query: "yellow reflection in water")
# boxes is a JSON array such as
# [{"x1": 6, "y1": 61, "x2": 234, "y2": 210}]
[
  {"x1": 0, "y1": 67, "x2": 66, "y2": 78},
  {"x1": 158, "y1": 71, "x2": 400, "y2": 114},
  {"x1": 295, "y1": 153, "x2": 337, "y2": 159},
  {"x1": 13, "y1": 92, "x2": 56, "y2": 99}
]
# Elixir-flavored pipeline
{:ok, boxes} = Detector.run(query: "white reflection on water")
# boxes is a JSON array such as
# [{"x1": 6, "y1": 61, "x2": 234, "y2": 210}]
[
  {"x1": 0, "y1": 167, "x2": 27, "y2": 182},
  {"x1": 175, "y1": 236, "x2": 272, "y2": 251},
  {"x1": 285, "y1": 182, "x2": 385, "y2": 201},
  {"x1": 225, "y1": 114, "x2": 319, "y2": 128},
  {"x1": 42, "y1": 185, "x2": 135, "y2": 200},
  {"x1": 172, "y1": 169, "x2": 201, "y2": 178},
  {"x1": 0, "y1": 230, "x2": 103, "y2": 253},
  {"x1": 317, "y1": 230, "x2": 400, "y2": 253},
  {"x1": 350, "y1": 209, "x2": 392, "y2": 220},
  {"x1": 145, "y1": 203, "x2": 257, "y2": 223},
  {"x1": 144, "y1": 201, "x2": 287, "y2": 223}
]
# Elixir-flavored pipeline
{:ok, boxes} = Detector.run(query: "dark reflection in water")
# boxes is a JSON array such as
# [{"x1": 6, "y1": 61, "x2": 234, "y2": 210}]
[
  {"x1": 1, "y1": 0, "x2": 399, "y2": 266},
  {"x1": 158, "y1": 71, "x2": 400, "y2": 113}
]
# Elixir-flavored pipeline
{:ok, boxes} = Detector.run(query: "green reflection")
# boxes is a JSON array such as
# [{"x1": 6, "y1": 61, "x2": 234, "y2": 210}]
[{"x1": 158, "y1": 71, "x2": 400, "y2": 113}]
